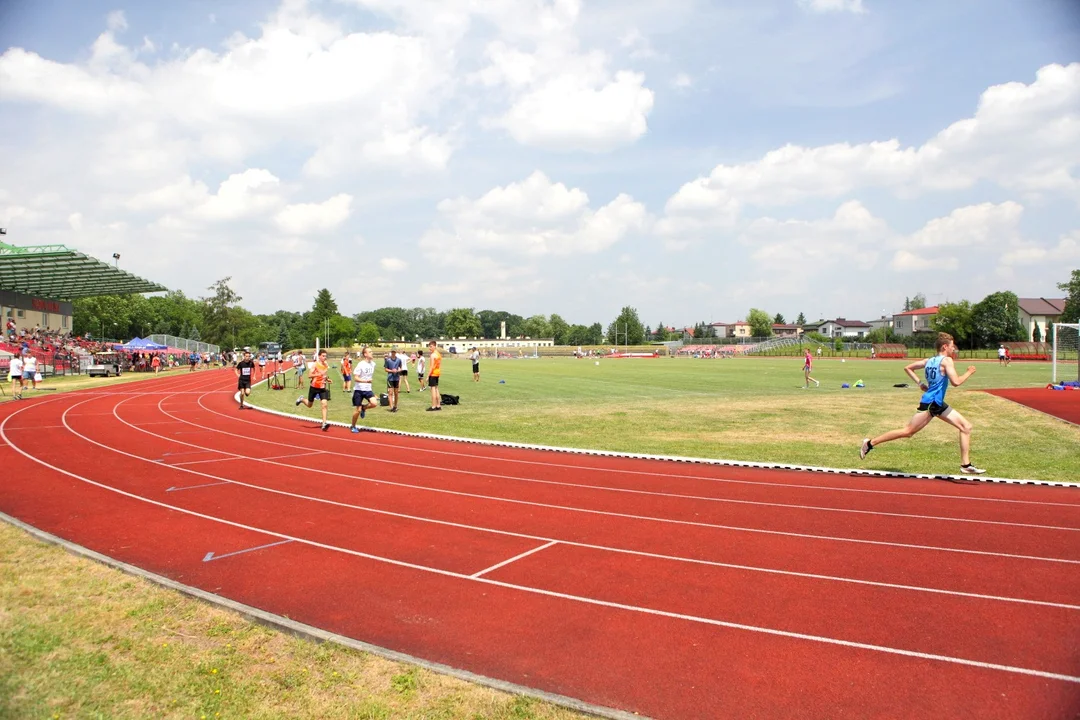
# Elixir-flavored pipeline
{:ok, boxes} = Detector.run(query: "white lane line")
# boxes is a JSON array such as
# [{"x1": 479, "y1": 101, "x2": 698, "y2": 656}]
[
  {"x1": 170, "y1": 456, "x2": 241, "y2": 467},
  {"x1": 133, "y1": 396, "x2": 1080, "y2": 566},
  {"x1": 200, "y1": 394, "x2": 1080, "y2": 507},
  {"x1": 48, "y1": 394, "x2": 1080, "y2": 609},
  {"x1": 204, "y1": 539, "x2": 294, "y2": 562},
  {"x1": 168, "y1": 450, "x2": 324, "y2": 467},
  {"x1": 165, "y1": 396, "x2": 1080, "y2": 532},
  {"x1": 4, "y1": 405, "x2": 1078, "y2": 686},
  {"x1": 472, "y1": 541, "x2": 558, "y2": 578}
]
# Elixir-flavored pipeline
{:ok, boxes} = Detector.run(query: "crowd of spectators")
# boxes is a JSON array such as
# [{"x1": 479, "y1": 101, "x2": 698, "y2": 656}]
[{"x1": 3, "y1": 320, "x2": 109, "y2": 362}]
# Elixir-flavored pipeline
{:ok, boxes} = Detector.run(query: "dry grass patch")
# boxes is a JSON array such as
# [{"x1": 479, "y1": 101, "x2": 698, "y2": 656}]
[{"x1": 0, "y1": 522, "x2": 592, "y2": 719}]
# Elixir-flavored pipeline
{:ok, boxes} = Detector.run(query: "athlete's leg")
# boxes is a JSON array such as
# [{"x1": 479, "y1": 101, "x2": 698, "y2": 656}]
[
  {"x1": 320, "y1": 398, "x2": 328, "y2": 425},
  {"x1": 866, "y1": 410, "x2": 933, "y2": 450},
  {"x1": 936, "y1": 408, "x2": 974, "y2": 466}
]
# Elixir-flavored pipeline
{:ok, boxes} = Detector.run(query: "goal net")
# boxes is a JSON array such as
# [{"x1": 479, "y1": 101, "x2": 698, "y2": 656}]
[{"x1": 1052, "y1": 323, "x2": 1079, "y2": 384}]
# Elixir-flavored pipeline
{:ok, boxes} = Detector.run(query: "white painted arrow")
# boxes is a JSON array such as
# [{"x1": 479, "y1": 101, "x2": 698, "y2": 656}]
[{"x1": 203, "y1": 540, "x2": 294, "y2": 562}]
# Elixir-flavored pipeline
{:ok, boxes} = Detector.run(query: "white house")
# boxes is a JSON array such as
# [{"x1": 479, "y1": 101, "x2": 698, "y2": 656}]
[
  {"x1": 892, "y1": 306, "x2": 939, "y2": 337},
  {"x1": 819, "y1": 318, "x2": 871, "y2": 338},
  {"x1": 1018, "y1": 298, "x2": 1066, "y2": 342}
]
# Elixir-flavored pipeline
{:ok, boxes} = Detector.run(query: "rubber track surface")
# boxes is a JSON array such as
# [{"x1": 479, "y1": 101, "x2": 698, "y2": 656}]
[
  {"x1": 2, "y1": 370, "x2": 1079, "y2": 719},
  {"x1": 986, "y1": 387, "x2": 1080, "y2": 425}
]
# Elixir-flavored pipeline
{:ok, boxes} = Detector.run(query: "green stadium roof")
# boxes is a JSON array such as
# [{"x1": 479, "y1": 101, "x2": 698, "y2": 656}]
[{"x1": 0, "y1": 241, "x2": 167, "y2": 300}]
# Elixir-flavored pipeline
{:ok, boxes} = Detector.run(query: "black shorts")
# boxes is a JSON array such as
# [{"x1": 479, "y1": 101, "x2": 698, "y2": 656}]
[
  {"x1": 386, "y1": 376, "x2": 400, "y2": 387},
  {"x1": 352, "y1": 389, "x2": 375, "y2": 407},
  {"x1": 400, "y1": 369, "x2": 408, "y2": 377},
  {"x1": 238, "y1": 379, "x2": 251, "y2": 390},
  {"x1": 308, "y1": 386, "x2": 330, "y2": 403},
  {"x1": 472, "y1": 363, "x2": 479, "y2": 373},
  {"x1": 429, "y1": 375, "x2": 439, "y2": 387},
  {"x1": 917, "y1": 401, "x2": 950, "y2": 417}
]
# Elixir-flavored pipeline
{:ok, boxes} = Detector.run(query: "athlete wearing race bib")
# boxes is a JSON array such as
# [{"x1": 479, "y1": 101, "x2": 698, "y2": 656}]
[
  {"x1": 235, "y1": 350, "x2": 256, "y2": 410},
  {"x1": 860, "y1": 333, "x2": 984, "y2": 475},
  {"x1": 349, "y1": 347, "x2": 378, "y2": 433}
]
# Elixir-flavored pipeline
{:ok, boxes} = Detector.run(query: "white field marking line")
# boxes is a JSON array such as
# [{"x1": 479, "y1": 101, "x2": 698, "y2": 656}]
[
  {"x1": 176, "y1": 396, "x2": 1080, "y2": 533},
  {"x1": 167, "y1": 450, "x2": 325, "y2": 468},
  {"x1": 134, "y1": 394, "x2": 1080, "y2": 567},
  {"x1": 209, "y1": 395, "x2": 1080, "y2": 507},
  {"x1": 471, "y1": 541, "x2": 559, "y2": 578},
  {"x1": 5, "y1": 408, "x2": 1080, "y2": 686},
  {"x1": 17, "y1": 396, "x2": 1080, "y2": 610},
  {"x1": 4, "y1": 425, "x2": 66, "y2": 429}
]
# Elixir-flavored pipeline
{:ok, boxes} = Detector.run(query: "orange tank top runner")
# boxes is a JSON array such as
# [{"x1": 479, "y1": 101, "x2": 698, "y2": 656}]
[
  {"x1": 430, "y1": 350, "x2": 442, "y2": 377},
  {"x1": 310, "y1": 360, "x2": 329, "y2": 389},
  {"x1": 342, "y1": 356, "x2": 352, "y2": 375}
]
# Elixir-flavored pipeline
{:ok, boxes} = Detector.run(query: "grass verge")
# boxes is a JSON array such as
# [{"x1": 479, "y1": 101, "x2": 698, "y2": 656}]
[{"x1": 0, "y1": 521, "x2": 591, "y2": 720}]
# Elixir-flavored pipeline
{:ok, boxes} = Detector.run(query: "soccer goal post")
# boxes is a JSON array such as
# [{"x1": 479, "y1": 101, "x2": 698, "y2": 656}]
[{"x1": 1052, "y1": 323, "x2": 1079, "y2": 384}]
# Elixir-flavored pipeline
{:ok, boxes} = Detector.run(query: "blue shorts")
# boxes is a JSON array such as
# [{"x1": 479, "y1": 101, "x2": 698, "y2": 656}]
[
  {"x1": 342, "y1": 374, "x2": 351, "y2": 382},
  {"x1": 352, "y1": 389, "x2": 374, "y2": 407}
]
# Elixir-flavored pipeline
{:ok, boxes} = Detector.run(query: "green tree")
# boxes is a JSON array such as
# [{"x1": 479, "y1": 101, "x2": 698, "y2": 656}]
[
  {"x1": 931, "y1": 301, "x2": 974, "y2": 347},
  {"x1": 773, "y1": 313, "x2": 786, "y2": 325},
  {"x1": 357, "y1": 321, "x2": 380, "y2": 344},
  {"x1": 1058, "y1": 269, "x2": 1080, "y2": 323},
  {"x1": 277, "y1": 320, "x2": 289, "y2": 348},
  {"x1": 971, "y1": 291, "x2": 1025, "y2": 347},
  {"x1": 747, "y1": 308, "x2": 773, "y2": 337},
  {"x1": 328, "y1": 314, "x2": 356, "y2": 346},
  {"x1": 549, "y1": 314, "x2": 570, "y2": 345},
  {"x1": 606, "y1": 306, "x2": 645, "y2": 345},
  {"x1": 522, "y1": 314, "x2": 552, "y2": 339},
  {"x1": 587, "y1": 322, "x2": 604, "y2": 345},
  {"x1": 796, "y1": 312, "x2": 806, "y2": 325},
  {"x1": 444, "y1": 308, "x2": 482, "y2": 338},
  {"x1": 910, "y1": 293, "x2": 927, "y2": 310},
  {"x1": 200, "y1": 277, "x2": 242, "y2": 346}
]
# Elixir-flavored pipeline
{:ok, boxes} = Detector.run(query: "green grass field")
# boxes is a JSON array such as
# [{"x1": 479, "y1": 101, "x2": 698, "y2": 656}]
[{"x1": 253, "y1": 355, "x2": 1080, "y2": 482}]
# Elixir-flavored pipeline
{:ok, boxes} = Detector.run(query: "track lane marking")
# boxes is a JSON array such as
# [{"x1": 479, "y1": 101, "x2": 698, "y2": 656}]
[
  {"x1": 472, "y1": 541, "x2": 558, "y2": 578},
  {"x1": 32, "y1": 393, "x2": 1080, "y2": 609},
  {"x1": 4, "y1": 403, "x2": 1079, "y2": 686},
  {"x1": 198, "y1": 393, "x2": 1080, "y2": 508}
]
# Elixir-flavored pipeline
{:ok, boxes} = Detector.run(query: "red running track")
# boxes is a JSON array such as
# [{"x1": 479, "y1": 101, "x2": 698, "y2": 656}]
[
  {"x1": 986, "y1": 387, "x2": 1080, "y2": 425},
  {"x1": 2, "y1": 369, "x2": 1080, "y2": 719}
]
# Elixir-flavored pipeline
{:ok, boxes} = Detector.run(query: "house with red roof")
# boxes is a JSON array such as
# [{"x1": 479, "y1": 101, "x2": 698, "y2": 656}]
[{"x1": 892, "y1": 306, "x2": 939, "y2": 337}]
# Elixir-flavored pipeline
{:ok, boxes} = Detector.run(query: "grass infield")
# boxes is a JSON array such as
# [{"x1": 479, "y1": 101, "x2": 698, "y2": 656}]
[{"x1": 255, "y1": 355, "x2": 1080, "y2": 484}]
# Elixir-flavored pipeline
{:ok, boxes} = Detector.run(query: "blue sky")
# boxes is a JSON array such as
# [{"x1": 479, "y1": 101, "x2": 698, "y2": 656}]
[{"x1": 1, "y1": 0, "x2": 1078, "y2": 326}]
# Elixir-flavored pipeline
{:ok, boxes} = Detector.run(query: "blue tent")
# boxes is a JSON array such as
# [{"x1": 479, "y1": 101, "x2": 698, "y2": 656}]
[{"x1": 115, "y1": 337, "x2": 145, "y2": 351}]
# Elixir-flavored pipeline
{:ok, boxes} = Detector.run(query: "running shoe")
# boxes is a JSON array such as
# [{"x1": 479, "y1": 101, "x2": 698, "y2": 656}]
[
  {"x1": 350, "y1": 426, "x2": 360, "y2": 434},
  {"x1": 295, "y1": 397, "x2": 303, "y2": 406},
  {"x1": 360, "y1": 406, "x2": 366, "y2": 419},
  {"x1": 426, "y1": 407, "x2": 437, "y2": 412},
  {"x1": 321, "y1": 423, "x2": 330, "y2": 432},
  {"x1": 960, "y1": 464, "x2": 986, "y2": 475},
  {"x1": 859, "y1": 438, "x2": 872, "y2": 459},
  {"x1": 390, "y1": 407, "x2": 397, "y2": 413},
  {"x1": 814, "y1": 380, "x2": 820, "y2": 387}
]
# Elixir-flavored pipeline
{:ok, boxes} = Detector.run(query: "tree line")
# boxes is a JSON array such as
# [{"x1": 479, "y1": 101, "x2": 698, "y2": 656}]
[{"x1": 69, "y1": 271, "x2": 1080, "y2": 350}]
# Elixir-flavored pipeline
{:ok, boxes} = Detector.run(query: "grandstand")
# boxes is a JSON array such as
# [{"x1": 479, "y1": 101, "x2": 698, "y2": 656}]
[
  {"x1": 872, "y1": 343, "x2": 907, "y2": 359},
  {"x1": 1002, "y1": 341, "x2": 1051, "y2": 361},
  {"x1": 0, "y1": 240, "x2": 166, "y2": 377}
]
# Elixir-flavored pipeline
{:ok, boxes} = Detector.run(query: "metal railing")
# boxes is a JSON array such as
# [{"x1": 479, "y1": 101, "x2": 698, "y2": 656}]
[{"x1": 148, "y1": 334, "x2": 221, "y2": 354}]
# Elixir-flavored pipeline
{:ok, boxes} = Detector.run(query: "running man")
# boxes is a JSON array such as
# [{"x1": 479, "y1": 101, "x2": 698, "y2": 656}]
[
  {"x1": 235, "y1": 350, "x2": 256, "y2": 410},
  {"x1": 803, "y1": 348, "x2": 820, "y2": 388},
  {"x1": 426, "y1": 340, "x2": 442, "y2": 411},
  {"x1": 257, "y1": 352, "x2": 267, "y2": 380},
  {"x1": 340, "y1": 352, "x2": 353, "y2": 393},
  {"x1": 415, "y1": 349, "x2": 426, "y2": 391},
  {"x1": 470, "y1": 346, "x2": 480, "y2": 382},
  {"x1": 860, "y1": 332, "x2": 984, "y2": 474},
  {"x1": 296, "y1": 349, "x2": 332, "y2": 431},
  {"x1": 383, "y1": 348, "x2": 402, "y2": 412},
  {"x1": 349, "y1": 346, "x2": 378, "y2": 433}
]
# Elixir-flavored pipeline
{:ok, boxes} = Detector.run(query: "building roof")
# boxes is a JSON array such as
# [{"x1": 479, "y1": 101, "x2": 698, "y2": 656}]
[
  {"x1": 0, "y1": 241, "x2": 167, "y2": 300},
  {"x1": 772, "y1": 324, "x2": 801, "y2": 330},
  {"x1": 1017, "y1": 298, "x2": 1066, "y2": 316},
  {"x1": 828, "y1": 318, "x2": 870, "y2": 328},
  {"x1": 894, "y1": 306, "x2": 940, "y2": 317}
]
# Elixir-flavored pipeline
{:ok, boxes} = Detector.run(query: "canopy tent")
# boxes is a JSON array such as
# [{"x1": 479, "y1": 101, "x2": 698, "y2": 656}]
[
  {"x1": 116, "y1": 337, "x2": 168, "y2": 352},
  {"x1": 0, "y1": 241, "x2": 167, "y2": 300}
]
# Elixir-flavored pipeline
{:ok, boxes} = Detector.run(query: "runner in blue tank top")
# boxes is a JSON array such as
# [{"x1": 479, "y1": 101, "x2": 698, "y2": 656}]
[{"x1": 860, "y1": 332, "x2": 985, "y2": 475}]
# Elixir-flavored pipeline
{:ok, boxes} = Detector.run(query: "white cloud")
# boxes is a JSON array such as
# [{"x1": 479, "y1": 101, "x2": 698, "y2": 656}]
[
  {"x1": 275, "y1": 194, "x2": 353, "y2": 235},
  {"x1": 891, "y1": 250, "x2": 959, "y2": 272},
  {"x1": 379, "y1": 257, "x2": 408, "y2": 272},
  {"x1": 999, "y1": 231, "x2": 1080, "y2": 268},
  {"x1": 797, "y1": 0, "x2": 867, "y2": 14},
  {"x1": 906, "y1": 201, "x2": 1023, "y2": 248},
  {"x1": 657, "y1": 63, "x2": 1080, "y2": 242},
  {"x1": 672, "y1": 73, "x2": 692, "y2": 90},
  {"x1": 106, "y1": 10, "x2": 129, "y2": 32}
]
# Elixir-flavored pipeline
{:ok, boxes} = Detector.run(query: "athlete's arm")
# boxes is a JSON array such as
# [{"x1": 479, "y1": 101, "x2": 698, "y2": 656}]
[
  {"x1": 943, "y1": 356, "x2": 977, "y2": 387},
  {"x1": 903, "y1": 359, "x2": 928, "y2": 388}
]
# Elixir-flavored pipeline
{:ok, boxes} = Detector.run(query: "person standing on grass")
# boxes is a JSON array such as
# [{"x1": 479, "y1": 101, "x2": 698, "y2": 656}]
[
  {"x1": 340, "y1": 352, "x2": 353, "y2": 393},
  {"x1": 235, "y1": 350, "x2": 256, "y2": 410},
  {"x1": 9, "y1": 354, "x2": 23, "y2": 400},
  {"x1": 860, "y1": 332, "x2": 985, "y2": 475},
  {"x1": 383, "y1": 348, "x2": 402, "y2": 413},
  {"x1": 426, "y1": 340, "x2": 442, "y2": 411},
  {"x1": 296, "y1": 349, "x2": 332, "y2": 431},
  {"x1": 293, "y1": 351, "x2": 306, "y2": 389},
  {"x1": 470, "y1": 346, "x2": 480, "y2": 382},
  {"x1": 803, "y1": 348, "x2": 820, "y2": 388},
  {"x1": 349, "y1": 346, "x2": 378, "y2": 433},
  {"x1": 257, "y1": 352, "x2": 267, "y2": 380},
  {"x1": 22, "y1": 352, "x2": 37, "y2": 392},
  {"x1": 998, "y1": 344, "x2": 1006, "y2": 365},
  {"x1": 415, "y1": 349, "x2": 426, "y2": 391},
  {"x1": 398, "y1": 350, "x2": 412, "y2": 394}
]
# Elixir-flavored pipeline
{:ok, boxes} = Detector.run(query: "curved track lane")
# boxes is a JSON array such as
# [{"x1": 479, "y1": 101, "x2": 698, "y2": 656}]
[{"x1": 3, "y1": 369, "x2": 1080, "y2": 719}]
